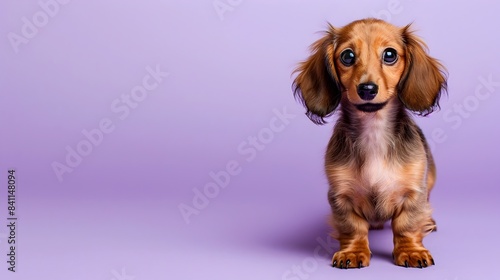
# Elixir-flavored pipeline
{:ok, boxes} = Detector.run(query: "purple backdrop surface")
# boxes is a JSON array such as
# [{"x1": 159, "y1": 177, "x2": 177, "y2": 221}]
[{"x1": 1, "y1": 1, "x2": 500, "y2": 279}]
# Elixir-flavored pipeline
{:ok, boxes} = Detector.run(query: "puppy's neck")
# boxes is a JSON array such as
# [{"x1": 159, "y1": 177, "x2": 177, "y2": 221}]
[{"x1": 342, "y1": 99, "x2": 400, "y2": 156}]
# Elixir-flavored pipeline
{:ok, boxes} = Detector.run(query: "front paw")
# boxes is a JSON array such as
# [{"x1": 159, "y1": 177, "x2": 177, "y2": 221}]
[
  {"x1": 331, "y1": 249, "x2": 371, "y2": 269},
  {"x1": 393, "y1": 247, "x2": 435, "y2": 268}
]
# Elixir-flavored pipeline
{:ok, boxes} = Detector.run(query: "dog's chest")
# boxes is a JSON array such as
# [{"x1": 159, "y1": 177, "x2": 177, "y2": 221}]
[
  {"x1": 353, "y1": 116, "x2": 404, "y2": 222},
  {"x1": 358, "y1": 116, "x2": 399, "y2": 191}
]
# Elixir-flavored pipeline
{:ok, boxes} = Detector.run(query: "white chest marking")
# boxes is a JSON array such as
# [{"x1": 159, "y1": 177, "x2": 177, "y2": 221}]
[{"x1": 358, "y1": 113, "x2": 397, "y2": 191}]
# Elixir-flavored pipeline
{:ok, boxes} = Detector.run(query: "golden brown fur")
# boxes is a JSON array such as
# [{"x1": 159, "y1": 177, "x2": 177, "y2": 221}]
[{"x1": 292, "y1": 19, "x2": 447, "y2": 269}]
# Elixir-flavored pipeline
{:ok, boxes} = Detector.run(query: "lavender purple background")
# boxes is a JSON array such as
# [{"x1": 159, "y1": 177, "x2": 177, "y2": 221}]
[{"x1": 1, "y1": 1, "x2": 500, "y2": 279}]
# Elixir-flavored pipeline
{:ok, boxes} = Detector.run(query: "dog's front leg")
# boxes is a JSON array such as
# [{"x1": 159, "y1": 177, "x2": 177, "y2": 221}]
[
  {"x1": 329, "y1": 191, "x2": 371, "y2": 269},
  {"x1": 391, "y1": 195, "x2": 435, "y2": 268}
]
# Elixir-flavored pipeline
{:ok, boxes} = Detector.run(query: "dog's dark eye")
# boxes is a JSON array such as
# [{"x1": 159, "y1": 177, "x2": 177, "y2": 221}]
[
  {"x1": 382, "y1": 48, "x2": 398, "y2": 65},
  {"x1": 340, "y1": 49, "x2": 355, "y2": 66}
]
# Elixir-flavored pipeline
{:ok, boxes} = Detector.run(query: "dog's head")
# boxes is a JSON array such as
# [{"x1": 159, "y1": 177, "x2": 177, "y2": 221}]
[{"x1": 293, "y1": 18, "x2": 447, "y2": 124}]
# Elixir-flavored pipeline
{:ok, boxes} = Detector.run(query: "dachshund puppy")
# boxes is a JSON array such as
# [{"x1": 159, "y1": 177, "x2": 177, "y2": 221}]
[{"x1": 293, "y1": 18, "x2": 447, "y2": 269}]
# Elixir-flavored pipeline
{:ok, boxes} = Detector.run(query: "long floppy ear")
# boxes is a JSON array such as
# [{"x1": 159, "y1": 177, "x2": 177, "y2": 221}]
[
  {"x1": 398, "y1": 25, "x2": 448, "y2": 115},
  {"x1": 292, "y1": 26, "x2": 341, "y2": 125}
]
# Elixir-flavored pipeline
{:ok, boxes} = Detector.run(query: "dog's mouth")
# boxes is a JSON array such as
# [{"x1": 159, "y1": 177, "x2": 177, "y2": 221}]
[{"x1": 355, "y1": 102, "x2": 388, "y2": 113}]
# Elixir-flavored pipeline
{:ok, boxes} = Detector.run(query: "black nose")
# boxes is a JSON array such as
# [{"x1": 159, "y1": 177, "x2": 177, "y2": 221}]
[{"x1": 357, "y1": 83, "x2": 378, "y2": 101}]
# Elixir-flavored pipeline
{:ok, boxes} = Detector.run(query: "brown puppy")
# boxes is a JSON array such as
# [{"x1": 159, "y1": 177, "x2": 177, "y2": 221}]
[{"x1": 293, "y1": 18, "x2": 447, "y2": 269}]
